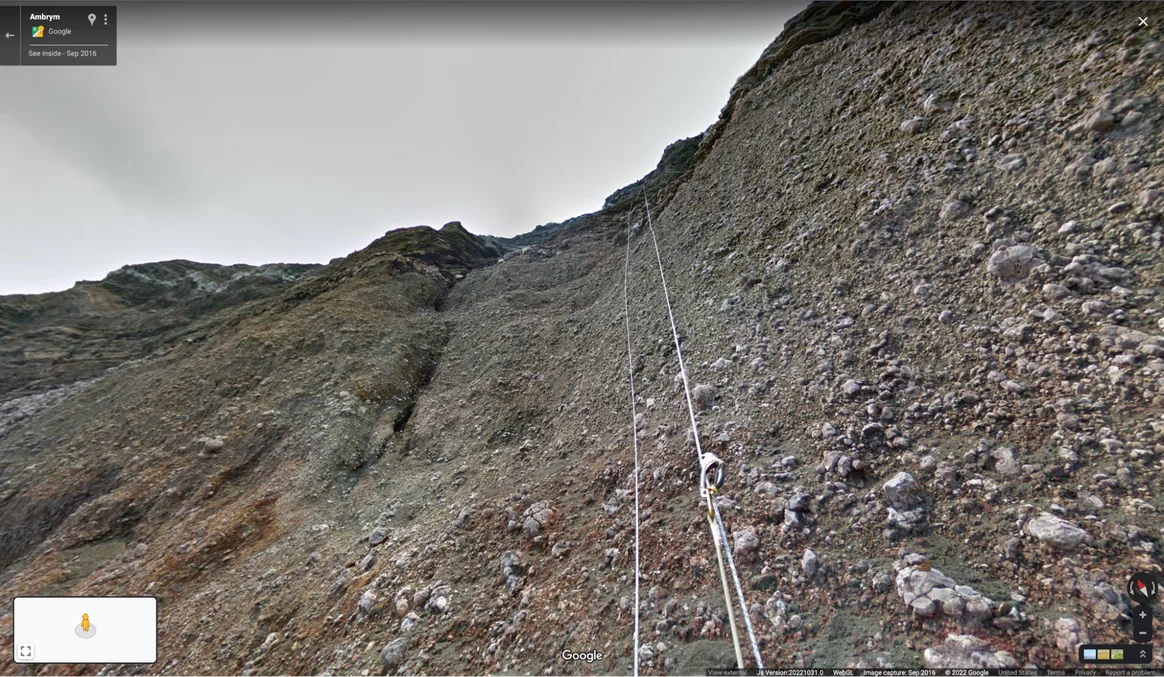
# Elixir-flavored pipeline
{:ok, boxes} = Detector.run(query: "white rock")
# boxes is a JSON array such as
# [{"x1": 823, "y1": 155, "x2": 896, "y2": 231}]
[
  {"x1": 924, "y1": 634, "x2": 1012, "y2": 669},
  {"x1": 999, "y1": 154, "x2": 1026, "y2": 172},
  {"x1": 924, "y1": 93, "x2": 953, "y2": 114},
  {"x1": 911, "y1": 597, "x2": 937, "y2": 617},
  {"x1": 1043, "y1": 283, "x2": 1073, "y2": 301},
  {"x1": 940, "y1": 197, "x2": 970, "y2": 220},
  {"x1": 1025, "y1": 514, "x2": 1092, "y2": 550},
  {"x1": 399, "y1": 611, "x2": 419, "y2": 634},
  {"x1": 1084, "y1": 108, "x2": 1115, "y2": 132},
  {"x1": 358, "y1": 590, "x2": 376, "y2": 614},
  {"x1": 989, "y1": 447, "x2": 1021, "y2": 476},
  {"x1": 900, "y1": 117, "x2": 926, "y2": 134},
  {"x1": 692, "y1": 384, "x2": 716, "y2": 409},
  {"x1": 987, "y1": 245, "x2": 1041, "y2": 282},
  {"x1": 1054, "y1": 617, "x2": 1089, "y2": 652},
  {"x1": 942, "y1": 596, "x2": 965, "y2": 618},
  {"x1": 882, "y1": 472, "x2": 922, "y2": 509},
  {"x1": 1082, "y1": 300, "x2": 1112, "y2": 316},
  {"x1": 801, "y1": 549, "x2": 819, "y2": 580},
  {"x1": 379, "y1": 637, "x2": 411, "y2": 669},
  {"x1": 732, "y1": 527, "x2": 760, "y2": 558},
  {"x1": 897, "y1": 566, "x2": 952, "y2": 602}
]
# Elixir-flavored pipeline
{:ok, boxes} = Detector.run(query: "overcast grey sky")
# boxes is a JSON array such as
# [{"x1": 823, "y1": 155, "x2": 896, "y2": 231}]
[{"x1": 0, "y1": 2, "x2": 802, "y2": 295}]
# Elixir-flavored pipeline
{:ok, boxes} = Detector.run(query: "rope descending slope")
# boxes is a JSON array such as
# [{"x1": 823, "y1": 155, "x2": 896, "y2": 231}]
[
  {"x1": 640, "y1": 191, "x2": 765, "y2": 670},
  {"x1": 621, "y1": 215, "x2": 644, "y2": 677}
]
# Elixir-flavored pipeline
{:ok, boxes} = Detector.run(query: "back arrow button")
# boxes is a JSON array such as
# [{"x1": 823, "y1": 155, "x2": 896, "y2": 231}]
[{"x1": 4, "y1": 32, "x2": 13, "y2": 39}]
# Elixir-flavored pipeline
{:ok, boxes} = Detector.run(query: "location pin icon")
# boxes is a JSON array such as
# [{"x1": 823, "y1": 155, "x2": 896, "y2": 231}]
[{"x1": 88, "y1": 13, "x2": 96, "y2": 26}]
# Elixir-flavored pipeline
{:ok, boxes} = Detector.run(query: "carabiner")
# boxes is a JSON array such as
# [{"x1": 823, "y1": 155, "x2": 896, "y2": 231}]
[{"x1": 699, "y1": 452, "x2": 726, "y2": 499}]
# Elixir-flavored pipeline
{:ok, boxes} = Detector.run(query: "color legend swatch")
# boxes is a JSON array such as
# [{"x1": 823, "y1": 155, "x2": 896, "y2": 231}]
[{"x1": 1079, "y1": 644, "x2": 1153, "y2": 664}]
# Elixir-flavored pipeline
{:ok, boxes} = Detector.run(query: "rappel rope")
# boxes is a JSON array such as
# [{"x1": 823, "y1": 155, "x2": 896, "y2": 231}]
[
  {"x1": 707, "y1": 490, "x2": 745, "y2": 670},
  {"x1": 621, "y1": 214, "x2": 643, "y2": 677},
  {"x1": 641, "y1": 191, "x2": 765, "y2": 671},
  {"x1": 712, "y1": 492, "x2": 765, "y2": 669}
]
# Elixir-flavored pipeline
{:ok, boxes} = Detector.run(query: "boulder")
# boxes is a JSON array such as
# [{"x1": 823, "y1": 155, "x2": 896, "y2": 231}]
[
  {"x1": 379, "y1": 636, "x2": 411, "y2": 669},
  {"x1": 882, "y1": 472, "x2": 922, "y2": 509},
  {"x1": 1025, "y1": 514, "x2": 1091, "y2": 550},
  {"x1": 987, "y1": 245, "x2": 1041, "y2": 282},
  {"x1": 924, "y1": 634, "x2": 1015, "y2": 669}
]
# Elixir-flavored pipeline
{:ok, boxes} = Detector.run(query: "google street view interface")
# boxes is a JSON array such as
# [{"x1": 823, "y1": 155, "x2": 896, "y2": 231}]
[{"x1": 1, "y1": 1, "x2": 1162, "y2": 676}]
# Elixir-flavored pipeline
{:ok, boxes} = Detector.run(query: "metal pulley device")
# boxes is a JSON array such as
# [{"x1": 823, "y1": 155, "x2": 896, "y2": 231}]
[{"x1": 698, "y1": 451, "x2": 725, "y2": 499}]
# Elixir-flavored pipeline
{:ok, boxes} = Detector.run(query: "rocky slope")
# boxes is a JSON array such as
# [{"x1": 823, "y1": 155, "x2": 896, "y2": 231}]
[
  {"x1": 0, "y1": 260, "x2": 320, "y2": 398},
  {"x1": 2, "y1": 2, "x2": 1164, "y2": 675}
]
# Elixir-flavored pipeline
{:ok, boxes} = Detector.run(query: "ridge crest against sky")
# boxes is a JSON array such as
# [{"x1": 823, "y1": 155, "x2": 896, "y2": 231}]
[{"x1": 0, "y1": 1, "x2": 802, "y2": 295}]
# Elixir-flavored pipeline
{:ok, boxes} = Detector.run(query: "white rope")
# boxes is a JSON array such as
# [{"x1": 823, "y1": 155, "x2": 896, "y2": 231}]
[
  {"x1": 707, "y1": 496, "x2": 745, "y2": 668},
  {"x1": 622, "y1": 214, "x2": 643, "y2": 677},
  {"x1": 642, "y1": 191, "x2": 765, "y2": 669},
  {"x1": 642, "y1": 193, "x2": 705, "y2": 468},
  {"x1": 713, "y1": 498, "x2": 765, "y2": 670}
]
